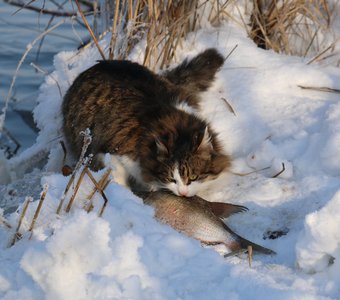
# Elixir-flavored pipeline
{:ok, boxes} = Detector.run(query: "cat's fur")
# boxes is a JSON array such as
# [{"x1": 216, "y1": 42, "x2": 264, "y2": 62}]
[{"x1": 62, "y1": 48, "x2": 231, "y2": 196}]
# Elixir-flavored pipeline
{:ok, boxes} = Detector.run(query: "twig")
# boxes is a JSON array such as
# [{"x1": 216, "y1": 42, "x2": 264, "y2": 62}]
[
  {"x1": 99, "y1": 175, "x2": 111, "y2": 215},
  {"x1": 1, "y1": 18, "x2": 67, "y2": 131},
  {"x1": 98, "y1": 194, "x2": 109, "y2": 217},
  {"x1": 11, "y1": 0, "x2": 35, "y2": 16},
  {"x1": 307, "y1": 42, "x2": 336, "y2": 65},
  {"x1": 221, "y1": 97, "x2": 236, "y2": 116},
  {"x1": 86, "y1": 168, "x2": 111, "y2": 213},
  {"x1": 35, "y1": 15, "x2": 55, "y2": 64},
  {"x1": 231, "y1": 166, "x2": 271, "y2": 177},
  {"x1": 28, "y1": 184, "x2": 48, "y2": 239},
  {"x1": 303, "y1": 28, "x2": 319, "y2": 58},
  {"x1": 65, "y1": 166, "x2": 88, "y2": 213},
  {"x1": 74, "y1": 0, "x2": 106, "y2": 60},
  {"x1": 0, "y1": 216, "x2": 12, "y2": 229},
  {"x1": 4, "y1": 0, "x2": 88, "y2": 17},
  {"x1": 74, "y1": 128, "x2": 92, "y2": 171},
  {"x1": 272, "y1": 163, "x2": 285, "y2": 178},
  {"x1": 56, "y1": 172, "x2": 76, "y2": 214},
  {"x1": 10, "y1": 197, "x2": 32, "y2": 247},
  {"x1": 84, "y1": 169, "x2": 110, "y2": 217},
  {"x1": 224, "y1": 44, "x2": 238, "y2": 62},
  {"x1": 2, "y1": 127, "x2": 21, "y2": 157},
  {"x1": 30, "y1": 62, "x2": 63, "y2": 99},
  {"x1": 57, "y1": 129, "x2": 92, "y2": 213},
  {"x1": 109, "y1": 0, "x2": 121, "y2": 60},
  {"x1": 247, "y1": 245, "x2": 253, "y2": 268},
  {"x1": 298, "y1": 85, "x2": 340, "y2": 94},
  {"x1": 60, "y1": 141, "x2": 67, "y2": 165}
]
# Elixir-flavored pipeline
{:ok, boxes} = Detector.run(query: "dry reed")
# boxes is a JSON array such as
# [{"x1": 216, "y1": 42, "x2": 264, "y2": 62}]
[
  {"x1": 6, "y1": 168, "x2": 110, "y2": 247},
  {"x1": 298, "y1": 85, "x2": 340, "y2": 94},
  {"x1": 86, "y1": 168, "x2": 111, "y2": 213},
  {"x1": 79, "y1": 0, "x2": 338, "y2": 69},
  {"x1": 272, "y1": 163, "x2": 286, "y2": 178},
  {"x1": 10, "y1": 197, "x2": 32, "y2": 246},
  {"x1": 0, "y1": 216, "x2": 12, "y2": 229},
  {"x1": 28, "y1": 184, "x2": 48, "y2": 239},
  {"x1": 61, "y1": 166, "x2": 111, "y2": 216},
  {"x1": 247, "y1": 0, "x2": 338, "y2": 61},
  {"x1": 83, "y1": 0, "x2": 230, "y2": 69}
]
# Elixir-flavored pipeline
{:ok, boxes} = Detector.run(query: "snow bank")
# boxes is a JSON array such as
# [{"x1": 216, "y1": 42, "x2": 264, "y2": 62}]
[
  {"x1": 0, "y1": 173, "x2": 330, "y2": 300},
  {"x1": 296, "y1": 190, "x2": 340, "y2": 274},
  {"x1": 1, "y1": 20, "x2": 340, "y2": 300}
]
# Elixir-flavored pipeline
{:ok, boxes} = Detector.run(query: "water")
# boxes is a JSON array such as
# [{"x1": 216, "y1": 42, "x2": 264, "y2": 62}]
[{"x1": 0, "y1": 0, "x2": 89, "y2": 153}]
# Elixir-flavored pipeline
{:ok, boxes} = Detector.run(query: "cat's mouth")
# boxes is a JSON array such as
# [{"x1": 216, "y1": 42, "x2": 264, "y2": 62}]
[{"x1": 157, "y1": 187, "x2": 187, "y2": 197}]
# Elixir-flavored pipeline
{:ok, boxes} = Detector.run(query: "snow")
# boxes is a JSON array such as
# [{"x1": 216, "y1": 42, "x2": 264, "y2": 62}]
[{"x1": 1, "y1": 19, "x2": 340, "y2": 299}]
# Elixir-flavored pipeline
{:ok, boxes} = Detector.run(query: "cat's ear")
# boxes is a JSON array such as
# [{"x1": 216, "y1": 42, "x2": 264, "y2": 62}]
[
  {"x1": 155, "y1": 137, "x2": 169, "y2": 157},
  {"x1": 197, "y1": 127, "x2": 212, "y2": 150}
]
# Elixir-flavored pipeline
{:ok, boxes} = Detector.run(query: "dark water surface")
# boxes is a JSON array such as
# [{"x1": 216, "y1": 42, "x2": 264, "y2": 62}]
[{"x1": 0, "y1": 0, "x2": 88, "y2": 152}]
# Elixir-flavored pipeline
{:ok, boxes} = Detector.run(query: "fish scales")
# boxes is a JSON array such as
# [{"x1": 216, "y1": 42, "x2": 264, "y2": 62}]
[{"x1": 145, "y1": 192, "x2": 249, "y2": 253}]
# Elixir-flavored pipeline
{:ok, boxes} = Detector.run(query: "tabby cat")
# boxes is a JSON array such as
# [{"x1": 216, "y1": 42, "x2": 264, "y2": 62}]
[{"x1": 62, "y1": 48, "x2": 231, "y2": 196}]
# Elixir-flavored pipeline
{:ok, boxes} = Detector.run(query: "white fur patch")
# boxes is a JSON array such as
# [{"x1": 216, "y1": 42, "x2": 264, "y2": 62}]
[
  {"x1": 175, "y1": 101, "x2": 198, "y2": 115},
  {"x1": 165, "y1": 166, "x2": 191, "y2": 197}
]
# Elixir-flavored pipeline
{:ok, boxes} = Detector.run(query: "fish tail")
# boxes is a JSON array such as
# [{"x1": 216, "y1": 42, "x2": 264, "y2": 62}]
[
  {"x1": 222, "y1": 223, "x2": 276, "y2": 255},
  {"x1": 239, "y1": 237, "x2": 276, "y2": 255}
]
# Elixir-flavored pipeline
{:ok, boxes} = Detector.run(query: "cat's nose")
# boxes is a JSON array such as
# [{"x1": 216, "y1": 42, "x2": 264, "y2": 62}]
[{"x1": 179, "y1": 189, "x2": 188, "y2": 197}]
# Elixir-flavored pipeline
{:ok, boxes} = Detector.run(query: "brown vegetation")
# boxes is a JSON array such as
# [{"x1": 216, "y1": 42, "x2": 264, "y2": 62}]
[{"x1": 248, "y1": 0, "x2": 338, "y2": 63}]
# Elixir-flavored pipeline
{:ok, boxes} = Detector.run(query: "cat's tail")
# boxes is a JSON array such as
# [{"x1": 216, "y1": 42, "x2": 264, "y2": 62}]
[{"x1": 163, "y1": 48, "x2": 224, "y2": 93}]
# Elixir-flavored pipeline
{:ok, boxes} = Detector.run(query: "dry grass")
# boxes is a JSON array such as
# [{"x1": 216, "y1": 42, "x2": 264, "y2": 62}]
[
  {"x1": 105, "y1": 0, "x2": 202, "y2": 69},
  {"x1": 83, "y1": 0, "x2": 232, "y2": 69},
  {"x1": 247, "y1": 0, "x2": 339, "y2": 63},
  {"x1": 28, "y1": 184, "x2": 48, "y2": 239},
  {"x1": 9, "y1": 197, "x2": 32, "y2": 246},
  {"x1": 78, "y1": 0, "x2": 339, "y2": 68},
  {"x1": 4, "y1": 167, "x2": 111, "y2": 247}
]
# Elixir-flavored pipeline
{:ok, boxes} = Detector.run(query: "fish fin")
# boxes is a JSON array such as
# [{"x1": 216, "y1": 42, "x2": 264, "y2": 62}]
[
  {"x1": 207, "y1": 202, "x2": 248, "y2": 218},
  {"x1": 223, "y1": 249, "x2": 247, "y2": 258}
]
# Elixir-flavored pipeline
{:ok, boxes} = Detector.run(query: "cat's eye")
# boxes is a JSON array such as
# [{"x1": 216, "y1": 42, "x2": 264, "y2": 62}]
[
  {"x1": 168, "y1": 178, "x2": 176, "y2": 183},
  {"x1": 189, "y1": 174, "x2": 198, "y2": 181}
]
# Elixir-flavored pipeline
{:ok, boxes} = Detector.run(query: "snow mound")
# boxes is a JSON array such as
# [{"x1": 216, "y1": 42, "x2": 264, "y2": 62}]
[
  {"x1": 1, "y1": 20, "x2": 340, "y2": 300},
  {"x1": 296, "y1": 190, "x2": 340, "y2": 274}
]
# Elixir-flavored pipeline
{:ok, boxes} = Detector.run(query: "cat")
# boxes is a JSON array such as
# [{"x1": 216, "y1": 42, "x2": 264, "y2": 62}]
[{"x1": 62, "y1": 48, "x2": 231, "y2": 197}]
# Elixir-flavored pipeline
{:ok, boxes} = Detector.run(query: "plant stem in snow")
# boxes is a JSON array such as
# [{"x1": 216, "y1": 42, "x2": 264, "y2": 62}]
[
  {"x1": 9, "y1": 197, "x2": 32, "y2": 247},
  {"x1": 28, "y1": 184, "x2": 48, "y2": 239}
]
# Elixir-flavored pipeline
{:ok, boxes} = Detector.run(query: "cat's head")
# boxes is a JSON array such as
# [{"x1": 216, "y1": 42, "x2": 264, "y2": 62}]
[{"x1": 141, "y1": 120, "x2": 231, "y2": 196}]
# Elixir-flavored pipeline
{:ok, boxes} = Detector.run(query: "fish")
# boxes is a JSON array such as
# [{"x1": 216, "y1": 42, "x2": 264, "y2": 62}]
[{"x1": 143, "y1": 191, "x2": 275, "y2": 256}]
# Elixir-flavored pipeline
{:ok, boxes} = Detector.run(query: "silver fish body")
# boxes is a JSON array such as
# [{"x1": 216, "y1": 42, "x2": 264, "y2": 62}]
[{"x1": 144, "y1": 191, "x2": 275, "y2": 255}]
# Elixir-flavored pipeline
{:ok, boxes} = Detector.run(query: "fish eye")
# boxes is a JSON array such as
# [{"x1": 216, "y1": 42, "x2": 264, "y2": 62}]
[{"x1": 189, "y1": 174, "x2": 198, "y2": 181}]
